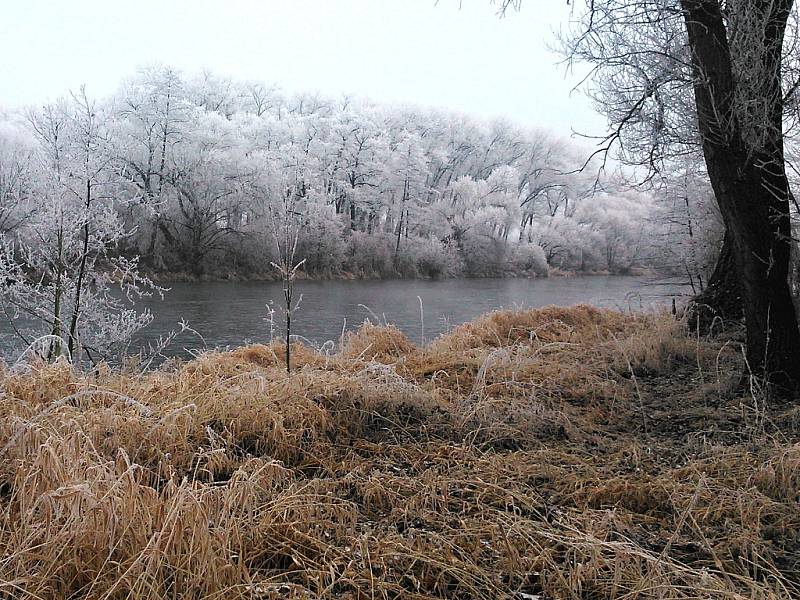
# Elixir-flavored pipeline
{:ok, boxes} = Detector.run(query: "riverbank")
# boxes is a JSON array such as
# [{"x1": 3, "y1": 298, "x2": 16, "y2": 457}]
[
  {"x1": 1, "y1": 306, "x2": 796, "y2": 598},
  {"x1": 142, "y1": 266, "x2": 657, "y2": 283}
]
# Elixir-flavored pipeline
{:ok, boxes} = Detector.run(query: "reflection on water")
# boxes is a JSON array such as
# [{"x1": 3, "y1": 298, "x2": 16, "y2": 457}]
[
  {"x1": 138, "y1": 276, "x2": 689, "y2": 358},
  {"x1": 0, "y1": 276, "x2": 690, "y2": 362}
]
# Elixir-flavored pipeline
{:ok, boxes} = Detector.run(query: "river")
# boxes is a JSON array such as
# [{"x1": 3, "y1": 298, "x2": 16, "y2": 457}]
[{"x1": 0, "y1": 276, "x2": 691, "y2": 363}]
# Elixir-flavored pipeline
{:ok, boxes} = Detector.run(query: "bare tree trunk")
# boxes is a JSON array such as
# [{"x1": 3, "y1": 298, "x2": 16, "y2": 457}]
[
  {"x1": 285, "y1": 282, "x2": 291, "y2": 372},
  {"x1": 68, "y1": 180, "x2": 92, "y2": 358},
  {"x1": 49, "y1": 222, "x2": 64, "y2": 360},
  {"x1": 395, "y1": 178, "x2": 409, "y2": 259},
  {"x1": 682, "y1": 0, "x2": 800, "y2": 395},
  {"x1": 688, "y1": 230, "x2": 742, "y2": 330},
  {"x1": 717, "y1": 165, "x2": 800, "y2": 392}
]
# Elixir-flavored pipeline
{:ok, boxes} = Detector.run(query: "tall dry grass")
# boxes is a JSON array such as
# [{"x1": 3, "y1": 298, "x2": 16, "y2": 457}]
[{"x1": 0, "y1": 304, "x2": 797, "y2": 599}]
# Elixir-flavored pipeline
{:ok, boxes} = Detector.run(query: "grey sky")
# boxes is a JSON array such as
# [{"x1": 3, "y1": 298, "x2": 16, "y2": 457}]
[{"x1": 1, "y1": 0, "x2": 606, "y2": 137}]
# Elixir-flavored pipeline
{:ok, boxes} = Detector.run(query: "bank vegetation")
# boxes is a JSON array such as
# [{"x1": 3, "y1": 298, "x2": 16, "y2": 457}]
[{"x1": 0, "y1": 305, "x2": 797, "y2": 599}]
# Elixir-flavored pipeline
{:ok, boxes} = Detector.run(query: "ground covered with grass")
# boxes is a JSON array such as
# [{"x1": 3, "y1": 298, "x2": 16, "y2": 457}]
[{"x1": 0, "y1": 305, "x2": 798, "y2": 599}]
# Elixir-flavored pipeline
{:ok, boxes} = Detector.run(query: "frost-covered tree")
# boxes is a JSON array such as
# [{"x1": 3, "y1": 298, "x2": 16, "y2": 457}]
[
  {"x1": 653, "y1": 158, "x2": 725, "y2": 294},
  {"x1": 0, "y1": 117, "x2": 35, "y2": 236},
  {"x1": 1, "y1": 68, "x2": 692, "y2": 284},
  {"x1": 247, "y1": 162, "x2": 310, "y2": 372},
  {"x1": 0, "y1": 92, "x2": 160, "y2": 363},
  {"x1": 111, "y1": 66, "x2": 189, "y2": 266}
]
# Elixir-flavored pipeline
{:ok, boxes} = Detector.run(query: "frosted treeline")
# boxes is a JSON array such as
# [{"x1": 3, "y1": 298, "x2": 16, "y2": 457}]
[{"x1": 0, "y1": 67, "x2": 719, "y2": 284}]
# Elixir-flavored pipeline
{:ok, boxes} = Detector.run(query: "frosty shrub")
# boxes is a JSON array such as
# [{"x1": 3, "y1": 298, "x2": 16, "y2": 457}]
[
  {"x1": 459, "y1": 234, "x2": 510, "y2": 277},
  {"x1": 344, "y1": 232, "x2": 394, "y2": 277},
  {"x1": 411, "y1": 238, "x2": 460, "y2": 279},
  {"x1": 392, "y1": 245, "x2": 420, "y2": 278},
  {"x1": 510, "y1": 242, "x2": 549, "y2": 277},
  {"x1": 296, "y1": 204, "x2": 347, "y2": 276},
  {"x1": 393, "y1": 236, "x2": 458, "y2": 278},
  {"x1": 0, "y1": 207, "x2": 161, "y2": 362}
]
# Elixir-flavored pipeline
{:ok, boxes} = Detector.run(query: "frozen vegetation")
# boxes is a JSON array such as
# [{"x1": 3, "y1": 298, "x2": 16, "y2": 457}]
[
  {"x1": 0, "y1": 306, "x2": 797, "y2": 598},
  {"x1": 0, "y1": 68, "x2": 721, "y2": 284}
]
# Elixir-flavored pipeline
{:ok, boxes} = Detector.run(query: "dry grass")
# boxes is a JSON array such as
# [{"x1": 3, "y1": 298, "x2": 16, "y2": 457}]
[{"x1": 0, "y1": 304, "x2": 797, "y2": 599}]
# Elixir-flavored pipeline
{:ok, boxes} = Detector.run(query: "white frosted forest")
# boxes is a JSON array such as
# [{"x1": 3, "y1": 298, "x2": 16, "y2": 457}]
[{"x1": 0, "y1": 66, "x2": 720, "y2": 355}]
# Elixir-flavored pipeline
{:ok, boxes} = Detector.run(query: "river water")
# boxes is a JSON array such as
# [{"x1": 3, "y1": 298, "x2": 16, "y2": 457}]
[{"x1": 0, "y1": 276, "x2": 691, "y2": 362}]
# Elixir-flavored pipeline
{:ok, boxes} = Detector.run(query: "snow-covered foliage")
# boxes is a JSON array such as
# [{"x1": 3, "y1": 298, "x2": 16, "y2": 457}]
[
  {"x1": 0, "y1": 91, "x2": 161, "y2": 363},
  {"x1": 0, "y1": 67, "x2": 715, "y2": 287},
  {"x1": 650, "y1": 160, "x2": 724, "y2": 293}
]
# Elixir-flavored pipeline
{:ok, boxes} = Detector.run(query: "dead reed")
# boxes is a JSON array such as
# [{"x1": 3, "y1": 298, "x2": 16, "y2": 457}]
[{"x1": 0, "y1": 304, "x2": 797, "y2": 599}]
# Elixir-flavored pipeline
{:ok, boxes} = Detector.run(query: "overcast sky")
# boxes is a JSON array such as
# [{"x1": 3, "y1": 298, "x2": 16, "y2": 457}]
[{"x1": 1, "y1": 0, "x2": 606, "y2": 138}]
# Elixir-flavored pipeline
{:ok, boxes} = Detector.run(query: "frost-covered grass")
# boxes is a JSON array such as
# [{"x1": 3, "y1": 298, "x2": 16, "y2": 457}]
[{"x1": 0, "y1": 305, "x2": 797, "y2": 599}]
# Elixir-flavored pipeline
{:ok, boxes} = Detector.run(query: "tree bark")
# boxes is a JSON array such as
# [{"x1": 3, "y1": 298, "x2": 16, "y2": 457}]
[
  {"x1": 682, "y1": 0, "x2": 800, "y2": 395},
  {"x1": 688, "y1": 230, "x2": 742, "y2": 331},
  {"x1": 68, "y1": 177, "x2": 93, "y2": 359}
]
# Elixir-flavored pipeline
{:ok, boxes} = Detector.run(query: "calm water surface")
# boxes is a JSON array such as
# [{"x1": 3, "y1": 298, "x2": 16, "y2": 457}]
[
  {"x1": 128, "y1": 276, "x2": 689, "y2": 358},
  {"x1": 0, "y1": 276, "x2": 690, "y2": 362}
]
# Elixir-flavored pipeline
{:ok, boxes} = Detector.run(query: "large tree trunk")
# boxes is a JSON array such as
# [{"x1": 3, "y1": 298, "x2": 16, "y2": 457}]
[
  {"x1": 715, "y1": 158, "x2": 800, "y2": 392},
  {"x1": 682, "y1": 0, "x2": 800, "y2": 396},
  {"x1": 688, "y1": 230, "x2": 742, "y2": 331}
]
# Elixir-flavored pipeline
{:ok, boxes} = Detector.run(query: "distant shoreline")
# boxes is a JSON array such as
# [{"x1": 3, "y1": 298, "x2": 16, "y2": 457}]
[{"x1": 142, "y1": 266, "x2": 660, "y2": 284}]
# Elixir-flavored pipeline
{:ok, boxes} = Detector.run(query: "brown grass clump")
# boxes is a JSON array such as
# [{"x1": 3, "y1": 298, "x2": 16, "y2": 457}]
[
  {"x1": 428, "y1": 304, "x2": 633, "y2": 352},
  {"x1": 0, "y1": 306, "x2": 798, "y2": 599},
  {"x1": 200, "y1": 341, "x2": 327, "y2": 371},
  {"x1": 341, "y1": 322, "x2": 419, "y2": 362}
]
